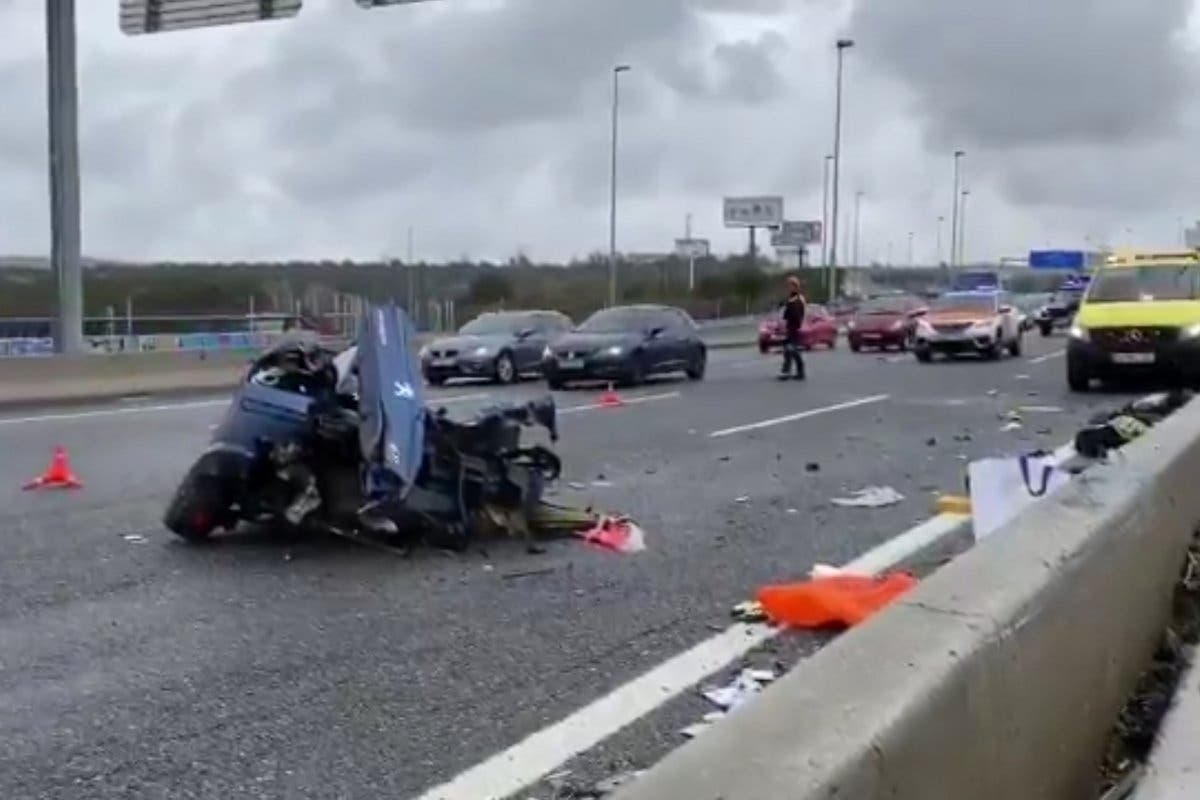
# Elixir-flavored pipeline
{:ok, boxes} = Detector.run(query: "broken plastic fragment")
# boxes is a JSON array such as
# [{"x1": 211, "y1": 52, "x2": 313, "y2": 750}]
[
  {"x1": 576, "y1": 517, "x2": 646, "y2": 554},
  {"x1": 831, "y1": 486, "x2": 905, "y2": 508}
]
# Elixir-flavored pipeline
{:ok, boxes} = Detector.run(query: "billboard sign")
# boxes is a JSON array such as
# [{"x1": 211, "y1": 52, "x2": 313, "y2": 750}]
[
  {"x1": 674, "y1": 239, "x2": 710, "y2": 259},
  {"x1": 120, "y1": 0, "x2": 302, "y2": 34},
  {"x1": 1029, "y1": 250, "x2": 1086, "y2": 270},
  {"x1": 771, "y1": 220, "x2": 822, "y2": 247},
  {"x1": 723, "y1": 196, "x2": 784, "y2": 228}
]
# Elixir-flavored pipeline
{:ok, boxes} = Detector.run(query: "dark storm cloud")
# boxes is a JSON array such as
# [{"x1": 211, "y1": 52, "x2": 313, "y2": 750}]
[{"x1": 850, "y1": 0, "x2": 1195, "y2": 149}]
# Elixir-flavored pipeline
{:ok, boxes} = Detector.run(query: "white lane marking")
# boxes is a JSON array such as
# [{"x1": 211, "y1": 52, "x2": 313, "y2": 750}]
[
  {"x1": 412, "y1": 512, "x2": 969, "y2": 800},
  {"x1": 0, "y1": 392, "x2": 490, "y2": 427},
  {"x1": 558, "y1": 391, "x2": 680, "y2": 416},
  {"x1": 709, "y1": 394, "x2": 890, "y2": 439},
  {"x1": 1028, "y1": 349, "x2": 1066, "y2": 365}
]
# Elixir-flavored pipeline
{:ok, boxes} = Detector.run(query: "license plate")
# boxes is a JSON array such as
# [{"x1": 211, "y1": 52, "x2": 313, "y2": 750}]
[
  {"x1": 559, "y1": 358, "x2": 584, "y2": 370},
  {"x1": 1112, "y1": 352, "x2": 1155, "y2": 365},
  {"x1": 862, "y1": 333, "x2": 880, "y2": 340},
  {"x1": 432, "y1": 357, "x2": 456, "y2": 367}
]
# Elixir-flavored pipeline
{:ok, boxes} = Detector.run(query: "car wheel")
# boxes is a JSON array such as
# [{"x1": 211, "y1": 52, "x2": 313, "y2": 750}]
[
  {"x1": 621, "y1": 357, "x2": 646, "y2": 388},
  {"x1": 915, "y1": 348, "x2": 933, "y2": 363},
  {"x1": 1008, "y1": 332, "x2": 1023, "y2": 357},
  {"x1": 1067, "y1": 357, "x2": 1091, "y2": 392},
  {"x1": 686, "y1": 348, "x2": 707, "y2": 381},
  {"x1": 494, "y1": 352, "x2": 517, "y2": 385},
  {"x1": 425, "y1": 375, "x2": 446, "y2": 387},
  {"x1": 827, "y1": 336, "x2": 837, "y2": 350},
  {"x1": 897, "y1": 336, "x2": 909, "y2": 352},
  {"x1": 1039, "y1": 323, "x2": 1052, "y2": 337},
  {"x1": 849, "y1": 340, "x2": 861, "y2": 353},
  {"x1": 547, "y1": 377, "x2": 565, "y2": 391}
]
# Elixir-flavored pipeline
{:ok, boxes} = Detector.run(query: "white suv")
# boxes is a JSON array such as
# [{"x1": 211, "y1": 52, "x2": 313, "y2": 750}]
[{"x1": 913, "y1": 290, "x2": 1024, "y2": 362}]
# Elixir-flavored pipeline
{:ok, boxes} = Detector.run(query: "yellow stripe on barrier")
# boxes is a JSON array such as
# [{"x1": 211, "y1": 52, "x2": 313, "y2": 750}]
[{"x1": 935, "y1": 494, "x2": 972, "y2": 515}]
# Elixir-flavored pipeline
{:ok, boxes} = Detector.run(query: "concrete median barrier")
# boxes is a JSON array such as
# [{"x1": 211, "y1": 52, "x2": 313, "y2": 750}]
[
  {"x1": 614, "y1": 398, "x2": 1200, "y2": 800},
  {"x1": 0, "y1": 323, "x2": 759, "y2": 409}
]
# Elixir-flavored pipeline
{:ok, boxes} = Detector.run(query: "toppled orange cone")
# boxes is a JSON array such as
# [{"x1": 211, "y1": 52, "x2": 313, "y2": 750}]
[
  {"x1": 757, "y1": 572, "x2": 917, "y2": 629},
  {"x1": 599, "y1": 383, "x2": 624, "y2": 408},
  {"x1": 23, "y1": 446, "x2": 84, "y2": 490}
]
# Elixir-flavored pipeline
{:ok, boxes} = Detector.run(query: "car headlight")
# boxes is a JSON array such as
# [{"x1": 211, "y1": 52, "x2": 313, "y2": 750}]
[
  {"x1": 1069, "y1": 324, "x2": 1089, "y2": 341},
  {"x1": 472, "y1": 345, "x2": 491, "y2": 357},
  {"x1": 605, "y1": 345, "x2": 623, "y2": 356},
  {"x1": 916, "y1": 319, "x2": 934, "y2": 335},
  {"x1": 1182, "y1": 323, "x2": 1200, "y2": 339},
  {"x1": 890, "y1": 320, "x2": 905, "y2": 331},
  {"x1": 967, "y1": 322, "x2": 994, "y2": 337},
  {"x1": 418, "y1": 345, "x2": 430, "y2": 359},
  {"x1": 542, "y1": 345, "x2": 553, "y2": 359}
]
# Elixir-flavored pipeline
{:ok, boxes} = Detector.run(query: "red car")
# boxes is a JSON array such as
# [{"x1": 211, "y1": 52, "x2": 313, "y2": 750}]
[
  {"x1": 758, "y1": 304, "x2": 839, "y2": 353},
  {"x1": 846, "y1": 295, "x2": 927, "y2": 352}
]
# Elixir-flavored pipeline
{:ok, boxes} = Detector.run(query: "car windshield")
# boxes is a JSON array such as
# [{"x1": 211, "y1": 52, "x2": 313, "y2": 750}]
[
  {"x1": 579, "y1": 308, "x2": 666, "y2": 333},
  {"x1": 931, "y1": 294, "x2": 997, "y2": 314},
  {"x1": 1087, "y1": 265, "x2": 1200, "y2": 303},
  {"x1": 859, "y1": 297, "x2": 910, "y2": 314},
  {"x1": 459, "y1": 314, "x2": 529, "y2": 335}
]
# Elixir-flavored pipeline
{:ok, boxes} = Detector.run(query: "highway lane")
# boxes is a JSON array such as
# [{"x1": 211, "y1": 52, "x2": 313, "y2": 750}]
[{"x1": 0, "y1": 335, "x2": 1143, "y2": 799}]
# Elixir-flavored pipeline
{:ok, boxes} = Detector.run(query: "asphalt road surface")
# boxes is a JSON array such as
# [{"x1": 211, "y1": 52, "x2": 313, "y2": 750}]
[{"x1": 0, "y1": 335, "x2": 1145, "y2": 799}]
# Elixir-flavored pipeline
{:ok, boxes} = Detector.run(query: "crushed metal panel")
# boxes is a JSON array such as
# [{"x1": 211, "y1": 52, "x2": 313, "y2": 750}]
[{"x1": 119, "y1": 0, "x2": 302, "y2": 35}]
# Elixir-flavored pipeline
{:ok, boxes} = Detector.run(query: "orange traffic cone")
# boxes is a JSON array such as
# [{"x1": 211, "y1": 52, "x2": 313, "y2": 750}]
[
  {"x1": 23, "y1": 446, "x2": 83, "y2": 490},
  {"x1": 599, "y1": 382, "x2": 624, "y2": 408}
]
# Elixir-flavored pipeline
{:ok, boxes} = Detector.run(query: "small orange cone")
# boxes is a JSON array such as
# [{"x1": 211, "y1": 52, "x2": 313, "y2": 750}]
[
  {"x1": 599, "y1": 382, "x2": 624, "y2": 408},
  {"x1": 23, "y1": 446, "x2": 84, "y2": 490}
]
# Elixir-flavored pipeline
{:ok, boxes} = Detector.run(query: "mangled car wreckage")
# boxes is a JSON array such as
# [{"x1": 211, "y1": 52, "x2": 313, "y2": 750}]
[{"x1": 164, "y1": 304, "x2": 566, "y2": 549}]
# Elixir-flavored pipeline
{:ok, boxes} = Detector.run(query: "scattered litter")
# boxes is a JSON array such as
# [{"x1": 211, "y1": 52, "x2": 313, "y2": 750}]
[
  {"x1": 575, "y1": 517, "x2": 646, "y2": 554},
  {"x1": 701, "y1": 668, "x2": 775, "y2": 711},
  {"x1": 731, "y1": 600, "x2": 767, "y2": 623},
  {"x1": 786, "y1": 508, "x2": 799, "y2": 515},
  {"x1": 831, "y1": 486, "x2": 905, "y2": 508},
  {"x1": 718, "y1": 455, "x2": 731, "y2": 462},
  {"x1": 593, "y1": 771, "x2": 643, "y2": 795},
  {"x1": 734, "y1": 495, "x2": 751, "y2": 504},
  {"x1": 1003, "y1": 410, "x2": 1024, "y2": 422},
  {"x1": 925, "y1": 437, "x2": 937, "y2": 447},
  {"x1": 643, "y1": 467, "x2": 657, "y2": 475},
  {"x1": 953, "y1": 433, "x2": 973, "y2": 442},
  {"x1": 122, "y1": 533, "x2": 148, "y2": 544},
  {"x1": 1036, "y1": 427, "x2": 1054, "y2": 435},
  {"x1": 758, "y1": 572, "x2": 919, "y2": 628},
  {"x1": 502, "y1": 566, "x2": 556, "y2": 581},
  {"x1": 805, "y1": 462, "x2": 821, "y2": 473},
  {"x1": 986, "y1": 389, "x2": 999, "y2": 397},
  {"x1": 482, "y1": 564, "x2": 495, "y2": 573},
  {"x1": 1026, "y1": 390, "x2": 1040, "y2": 397},
  {"x1": 1001, "y1": 421, "x2": 1023, "y2": 432},
  {"x1": 591, "y1": 480, "x2": 614, "y2": 488},
  {"x1": 596, "y1": 472, "x2": 607, "y2": 481},
  {"x1": 746, "y1": 668, "x2": 777, "y2": 683},
  {"x1": 1015, "y1": 374, "x2": 1031, "y2": 380},
  {"x1": 1021, "y1": 405, "x2": 1065, "y2": 414},
  {"x1": 568, "y1": 482, "x2": 587, "y2": 490}
]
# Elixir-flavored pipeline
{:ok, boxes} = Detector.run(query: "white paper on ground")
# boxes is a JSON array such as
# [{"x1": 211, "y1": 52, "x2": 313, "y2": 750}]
[{"x1": 968, "y1": 453, "x2": 1071, "y2": 540}]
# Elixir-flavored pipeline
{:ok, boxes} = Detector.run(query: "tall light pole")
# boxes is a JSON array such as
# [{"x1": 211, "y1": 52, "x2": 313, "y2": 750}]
[
  {"x1": 828, "y1": 38, "x2": 855, "y2": 300},
  {"x1": 821, "y1": 154, "x2": 833, "y2": 266},
  {"x1": 958, "y1": 189, "x2": 971, "y2": 265},
  {"x1": 950, "y1": 150, "x2": 965, "y2": 267},
  {"x1": 608, "y1": 64, "x2": 631, "y2": 308},
  {"x1": 907, "y1": 231, "x2": 915, "y2": 266},
  {"x1": 936, "y1": 215, "x2": 945, "y2": 265},
  {"x1": 46, "y1": 0, "x2": 85, "y2": 354},
  {"x1": 852, "y1": 190, "x2": 864, "y2": 266}
]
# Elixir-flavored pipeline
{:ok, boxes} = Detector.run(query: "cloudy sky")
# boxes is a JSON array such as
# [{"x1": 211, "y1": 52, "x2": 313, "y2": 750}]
[{"x1": 1, "y1": 0, "x2": 1199, "y2": 265}]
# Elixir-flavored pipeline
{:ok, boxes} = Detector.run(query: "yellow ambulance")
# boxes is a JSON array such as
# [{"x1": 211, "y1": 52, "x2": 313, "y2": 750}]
[{"x1": 1068, "y1": 249, "x2": 1200, "y2": 391}]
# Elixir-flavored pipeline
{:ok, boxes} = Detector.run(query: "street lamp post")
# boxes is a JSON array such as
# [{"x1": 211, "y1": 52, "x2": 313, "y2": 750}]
[
  {"x1": 936, "y1": 215, "x2": 945, "y2": 265},
  {"x1": 828, "y1": 38, "x2": 855, "y2": 300},
  {"x1": 950, "y1": 150, "x2": 965, "y2": 267},
  {"x1": 608, "y1": 64, "x2": 631, "y2": 308},
  {"x1": 959, "y1": 189, "x2": 971, "y2": 265},
  {"x1": 907, "y1": 231, "x2": 915, "y2": 266},
  {"x1": 852, "y1": 190, "x2": 864, "y2": 266},
  {"x1": 821, "y1": 154, "x2": 833, "y2": 266}
]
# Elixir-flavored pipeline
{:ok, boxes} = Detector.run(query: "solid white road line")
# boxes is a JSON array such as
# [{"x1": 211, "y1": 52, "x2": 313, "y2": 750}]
[
  {"x1": 708, "y1": 394, "x2": 890, "y2": 439},
  {"x1": 411, "y1": 512, "x2": 970, "y2": 800},
  {"x1": 558, "y1": 391, "x2": 680, "y2": 416},
  {"x1": 0, "y1": 392, "x2": 491, "y2": 427},
  {"x1": 1028, "y1": 349, "x2": 1066, "y2": 365}
]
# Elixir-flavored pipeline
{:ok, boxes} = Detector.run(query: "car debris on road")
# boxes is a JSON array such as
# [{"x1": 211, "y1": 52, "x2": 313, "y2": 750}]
[{"x1": 831, "y1": 486, "x2": 905, "y2": 508}]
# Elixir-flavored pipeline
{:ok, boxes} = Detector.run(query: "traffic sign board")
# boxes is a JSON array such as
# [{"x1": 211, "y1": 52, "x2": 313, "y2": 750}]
[
  {"x1": 723, "y1": 196, "x2": 784, "y2": 228},
  {"x1": 771, "y1": 220, "x2": 822, "y2": 247},
  {"x1": 120, "y1": 0, "x2": 302, "y2": 34}
]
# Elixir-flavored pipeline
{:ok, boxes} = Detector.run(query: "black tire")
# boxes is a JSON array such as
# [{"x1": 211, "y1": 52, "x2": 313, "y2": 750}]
[
  {"x1": 686, "y1": 348, "x2": 707, "y2": 381},
  {"x1": 1008, "y1": 333, "x2": 1023, "y2": 357},
  {"x1": 849, "y1": 340, "x2": 861, "y2": 352},
  {"x1": 621, "y1": 357, "x2": 646, "y2": 388},
  {"x1": 1067, "y1": 357, "x2": 1091, "y2": 392},
  {"x1": 163, "y1": 475, "x2": 225, "y2": 542},
  {"x1": 426, "y1": 375, "x2": 446, "y2": 387},
  {"x1": 827, "y1": 337, "x2": 837, "y2": 350},
  {"x1": 897, "y1": 336, "x2": 909, "y2": 352},
  {"x1": 547, "y1": 377, "x2": 565, "y2": 391},
  {"x1": 1039, "y1": 323, "x2": 1052, "y2": 338},
  {"x1": 915, "y1": 348, "x2": 933, "y2": 363},
  {"x1": 494, "y1": 352, "x2": 518, "y2": 385}
]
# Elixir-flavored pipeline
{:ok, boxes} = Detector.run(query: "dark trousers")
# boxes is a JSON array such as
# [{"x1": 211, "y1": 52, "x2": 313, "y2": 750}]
[{"x1": 781, "y1": 336, "x2": 806, "y2": 378}]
